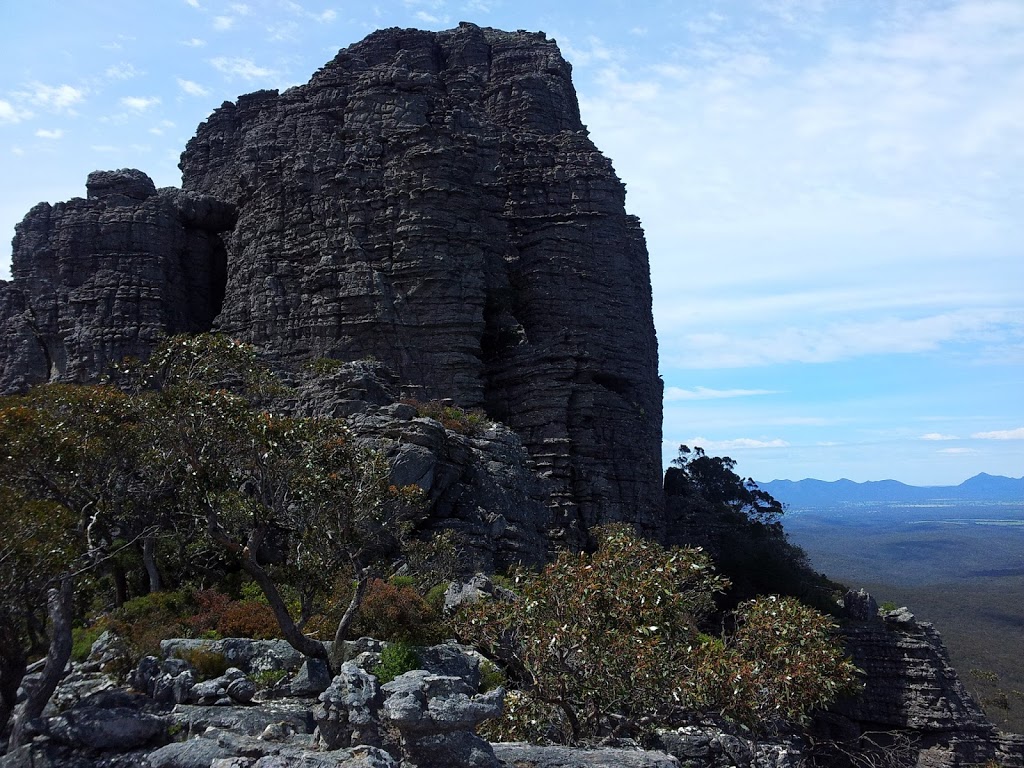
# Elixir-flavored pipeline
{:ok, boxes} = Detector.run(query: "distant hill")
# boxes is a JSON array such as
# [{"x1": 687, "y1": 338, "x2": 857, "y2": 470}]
[{"x1": 758, "y1": 473, "x2": 1024, "y2": 508}]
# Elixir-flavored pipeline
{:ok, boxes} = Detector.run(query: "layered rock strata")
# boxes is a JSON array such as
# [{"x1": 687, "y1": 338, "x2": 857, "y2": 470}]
[
  {"x1": 0, "y1": 169, "x2": 234, "y2": 391},
  {"x1": 0, "y1": 24, "x2": 663, "y2": 537},
  {"x1": 179, "y1": 23, "x2": 663, "y2": 537},
  {"x1": 819, "y1": 591, "x2": 1024, "y2": 768}
]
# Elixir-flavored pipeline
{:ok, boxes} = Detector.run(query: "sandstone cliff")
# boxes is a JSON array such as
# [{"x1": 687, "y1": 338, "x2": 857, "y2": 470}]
[
  {"x1": 0, "y1": 170, "x2": 234, "y2": 391},
  {"x1": 0, "y1": 24, "x2": 663, "y2": 540}
]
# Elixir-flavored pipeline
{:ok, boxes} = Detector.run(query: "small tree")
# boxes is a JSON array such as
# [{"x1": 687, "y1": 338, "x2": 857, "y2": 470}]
[
  {"x1": 670, "y1": 445, "x2": 783, "y2": 524},
  {"x1": 455, "y1": 524, "x2": 730, "y2": 742},
  {"x1": 456, "y1": 524, "x2": 859, "y2": 744},
  {"x1": 0, "y1": 385, "x2": 144, "y2": 744},
  {"x1": 133, "y1": 335, "x2": 424, "y2": 670}
]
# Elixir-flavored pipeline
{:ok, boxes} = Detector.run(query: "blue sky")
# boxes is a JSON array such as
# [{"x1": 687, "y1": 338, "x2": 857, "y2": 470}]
[{"x1": 2, "y1": 1, "x2": 1022, "y2": 485}]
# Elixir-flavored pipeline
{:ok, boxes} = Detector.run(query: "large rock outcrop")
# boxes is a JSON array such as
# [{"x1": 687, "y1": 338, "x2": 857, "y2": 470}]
[
  {"x1": 0, "y1": 169, "x2": 234, "y2": 391},
  {"x1": 0, "y1": 24, "x2": 663, "y2": 539}
]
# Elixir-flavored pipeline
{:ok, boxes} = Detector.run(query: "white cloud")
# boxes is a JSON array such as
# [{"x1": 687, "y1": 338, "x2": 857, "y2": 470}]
[
  {"x1": 182, "y1": 38, "x2": 207, "y2": 47},
  {"x1": 0, "y1": 100, "x2": 33, "y2": 124},
  {"x1": 921, "y1": 433, "x2": 959, "y2": 441},
  {"x1": 665, "y1": 386, "x2": 778, "y2": 401},
  {"x1": 315, "y1": 9, "x2": 337, "y2": 23},
  {"x1": 149, "y1": 119, "x2": 176, "y2": 135},
  {"x1": 210, "y1": 57, "x2": 277, "y2": 81},
  {"x1": 972, "y1": 427, "x2": 1024, "y2": 440},
  {"x1": 665, "y1": 310, "x2": 1022, "y2": 369},
  {"x1": 184, "y1": 0, "x2": 201, "y2": 7},
  {"x1": 415, "y1": 11, "x2": 441, "y2": 24},
  {"x1": 230, "y1": 3, "x2": 250, "y2": 14},
  {"x1": 35, "y1": 128, "x2": 63, "y2": 139},
  {"x1": 105, "y1": 63, "x2": 140, "y2": 80},
  {"x1": 120, "y1": 96, "x2": 161, "y2": 112},
  {"x1": 177, "y1": 78, "x2": 210, "y2": 97},
  {"x1": 685, "y1": 436, "x2": 790, "y2": 450},
  {"x1": 938, "y1": 447, "x2": 978, "y2": 454},
  {"x1": 11, "y1": 146, "x2": 25, "y2": 156},
  {"x1": 19, "y1": 82, "x2": 85, "y2": 111},
  {"x1": 214, "y1": 16, "x2": 235, "y2": 31}
]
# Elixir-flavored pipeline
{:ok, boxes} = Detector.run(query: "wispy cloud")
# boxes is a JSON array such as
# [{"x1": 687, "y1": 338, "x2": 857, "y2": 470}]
[
  {"x1": 181, "y1": 38, "x2": 207, "y2": 47},
  {"x1": 686, "y1": 436, "x2": 790, "y2": 450},
  {"x1": 666, "y1": 310, "x2": 1022, "y2": 369},
  {"x1": 921, "y1": 433, "x2": 959, "y2": 441},
  {"x1": 972, "y1": 427, "x2": 1024, "y2": 440},
  {"x1": 665, "y1": 386, "x2": 778, "y2": 401},
  {"x1": 105, "y1": 62, "x2": 141, "y2": 80},
  {"x1": 177, "y1": 78, "x2": 209, "y2": 97},
  {"x1": 17, "y1": 82, "x2": 85, "y2": 111},
  {"x1": 0, "y1": 100, "x2": 33, "y2": 124},
  {"x1": 34, "y1": 128, "x2": 63, "y2": 139},
  {"x1": 120, "y1": 96, "x2": 161, "y2": 112},
  {"x1": 184, "y1": 0, "x2": 201, "y2": 7},
  {"x1": 148, "y1": 120, "x2": 175, "y2": 135},
  {"x1": 91, "y1": 144, "x2": 120, "y2": 153},
  {"x1": 214, "y1": 16, "x2": 235, "y2": 31},
  {"x1": 210, "y1": 57, "x2": 277, "y2": 81},
  {"x1": 938, "y1": 447, "x2": 978, "y2": 454}
]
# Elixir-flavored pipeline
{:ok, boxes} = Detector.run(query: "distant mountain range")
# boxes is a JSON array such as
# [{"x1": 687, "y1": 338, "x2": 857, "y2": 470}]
[{"x1": 758, "y1": 473, "x2": 1024, "y2": 507}]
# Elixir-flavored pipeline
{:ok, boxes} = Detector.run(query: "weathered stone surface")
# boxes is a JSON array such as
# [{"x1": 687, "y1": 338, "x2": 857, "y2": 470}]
[
  {"x1": 313, "y1": 662, "x2": 384, "y2": 750},
  {"x1": 39, "y1": 705, "x2": 168, "y2": 751},
  {"x1": 491, "y1": 742, "x2": 681, "y2": 767},
  {"x1": 381, "y1": 669, "x2": 503, "y2": 768},
  {"x1": 816, "y1": 593, "x2": 1024, "y2": 768},
  {"x1": 287, "y1": 658, "x2": 331, "y2": 698},
  {"x1": 179, "y1": 23, "x2": 663, "y2": 538},
  {"x1": 0, "y1": 170, "x2": 234, "y2": 391}
]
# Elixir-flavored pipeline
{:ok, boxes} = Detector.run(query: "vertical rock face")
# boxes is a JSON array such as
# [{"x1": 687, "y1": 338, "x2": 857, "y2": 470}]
[
  {"x1": 179, "y1": 24, "x2": 663, "y2": 536},
  {"x1": 0, "y1": 169, "x2": 235, "y2": 391}
]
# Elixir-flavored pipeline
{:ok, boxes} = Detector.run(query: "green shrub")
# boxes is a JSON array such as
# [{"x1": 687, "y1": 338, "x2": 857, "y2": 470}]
[
  {"x1": 253, "y1": 669, "x2": 288, "y2": 689},
  {"x1": 174, "y1": 648, "x2": 229, "y2": 681},
  {"x1": 71, "y1": 623, "x2": 108, "y2": 663},
  {"x1": 388, "y1": 575, "x2": 417, "y2": 590},
  {"x1": 424, "y1": 583, "x2": 448, "y2": 616},
  {"x1": 478, "y1": 659, "x2": 505, "y2": 693},
  {"x1": 373, "y1": 641, "x2": 420, "y2": 684},
  {"x1": 305, "y1": 357, "x2": 345, "y2": 376},
  {"x1": 401, "y1": 399, "x2": 489, "y2": 436},
  {"x1": 455, "y1": 524, "x2": 858, "y2": 744}
]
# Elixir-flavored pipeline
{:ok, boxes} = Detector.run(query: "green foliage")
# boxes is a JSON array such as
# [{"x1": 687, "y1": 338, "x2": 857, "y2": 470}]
[
  {"x1": 699, "y1": 596, "x2": 861, "y2": 733},
  {"x1": 356, "y1": 578, "x2": 441, "y2": 644},
  {"x1": 424, "y1": 584, "x2": 448, "y2": 616},
  {"x1": 304, "y1": 357, "x2": 346, "y2": 376},
  {"x1": 174, "y1": 648, "x2": 229, "y2": 681},
  {"x1": 373, "y1": 641, "x2": 420, "y2": 684},
  {"x1": 665, "y1": 445, "x2": 842, "y2": 610},
  {"x1": 671, "y1": 445, "x2": 783, "y2": 524},
  {"x1": 70, "y1": 624, "x2": 107, "y2": 663},
  {"x1": 456, "y1": 524, "x2": 858, "y2": 744},
  {"x1": 478, "y1": 659, "x2": 505, "y2": 693},
  {"x1": 111, "y1": 590, "x2": 194, "y2": 658},
  {"x1": 252, "y1": 668, "x2": 288, "y2": 689},
  {"x1": 388, "y1": 575, "x2": 417, "y2": 590},
  {"x1": 401, "y1": 398, "x2": 489, "y2": 436},
  {"x1": 455, "y1": 523, "x2": 729, "y2": 743}
]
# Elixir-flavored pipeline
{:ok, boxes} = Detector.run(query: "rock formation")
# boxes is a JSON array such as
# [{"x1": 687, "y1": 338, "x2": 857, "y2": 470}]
[
  {"x1": 0, "y1": 23, "x2": 663, "y2": 540},
  {"x1": 0, "y1": 169, "x2": 234, "y2": 392},
  {"x1": 814, "y1": 591, "x2": 1024, "y2": 768}
]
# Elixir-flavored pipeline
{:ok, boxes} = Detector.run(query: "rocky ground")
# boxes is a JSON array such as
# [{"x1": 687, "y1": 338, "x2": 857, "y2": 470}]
[{"x1": 3, "y1": 586, "x2": 1022, "y2": 768}]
